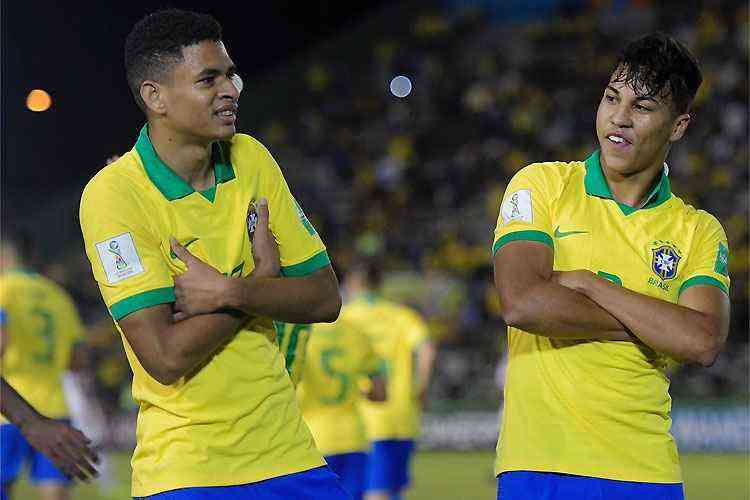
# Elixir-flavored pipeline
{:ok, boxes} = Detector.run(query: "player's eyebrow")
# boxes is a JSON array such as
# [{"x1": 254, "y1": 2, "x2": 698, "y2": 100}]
[
  {"x1": 195, "y1": 65, "x2": 237, "y2": 80},
  {"x1": 606, "y1": 84, "x2": 660, "y2": 104}
]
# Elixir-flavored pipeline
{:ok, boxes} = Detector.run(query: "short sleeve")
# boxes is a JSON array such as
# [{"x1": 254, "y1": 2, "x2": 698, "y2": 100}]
[
  {"x1": 257, "y1": 144, "x2": 330, "y2": 277},
  {"x1": 79, "y1": 175, "x2": 175, "y2": 320},
  {"x1": 492, "y1": 164, "x2": 555, "y2": 255},
  {"x1": 678, "y1": 213, "x2": 730, "y2": 296}
]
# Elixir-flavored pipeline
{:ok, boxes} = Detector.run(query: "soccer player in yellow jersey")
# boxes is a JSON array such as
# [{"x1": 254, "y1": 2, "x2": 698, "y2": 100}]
[
  {"x1": 79, "y1": 9, "x2": 348, "y2": 499},
  {"x1": 0, "y1": 230, "x2": 92, "y2": 500},
  {"x1": 297, "y1": 318, "x2": 387, "y2": 500},
  {"x1": 492, "y1": 33, "x2": 730, "y2": 500},
  {"x1": 342, "y1": 261, "x2": 437, "y2": 500}
]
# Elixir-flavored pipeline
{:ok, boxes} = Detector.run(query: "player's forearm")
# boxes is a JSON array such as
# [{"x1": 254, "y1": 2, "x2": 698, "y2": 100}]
[
  {"x1": 1, "y1": 378, "x2": 42, "y2": 429},
  {"x1": 500, "y1": 280, "x2": 632, "y2": 341},
  {"x1": 223, "y1": 267, "x2": 341, "y2": 323},
  {"x1": 416, "y1": 341, "x2": 437, "y2": 393},
  {"x1": 580, "y1": 275, "x2": 725, "y2": 366},
  {"x1": 156, "y1": 312, "x2": 246, "y2": 384}
]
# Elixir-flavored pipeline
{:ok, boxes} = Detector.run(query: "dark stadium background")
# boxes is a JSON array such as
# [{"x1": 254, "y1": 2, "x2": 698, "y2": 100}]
[{"x1": 3, "y1": 1, "x2": 748, "y2": 499}]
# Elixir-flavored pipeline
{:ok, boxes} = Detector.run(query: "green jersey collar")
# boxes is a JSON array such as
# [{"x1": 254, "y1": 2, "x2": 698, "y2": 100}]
[
  {"x1": 135, "y1": 124, "x2": 235, "y2": 201},
  {"x1": 584, "y1": 150, "x2": 671, "y2": 215}
]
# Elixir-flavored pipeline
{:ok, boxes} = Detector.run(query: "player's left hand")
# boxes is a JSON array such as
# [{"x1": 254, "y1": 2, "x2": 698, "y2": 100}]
[
  {"x1": 552, "y1": 270, "x2": 596, "y2": 295},
  {"x1": 21, "y1": 415, "x2": 100, "y2": 482},
  {"x1": 171, "y1": 238, "x2": 230, "y2": 320}
]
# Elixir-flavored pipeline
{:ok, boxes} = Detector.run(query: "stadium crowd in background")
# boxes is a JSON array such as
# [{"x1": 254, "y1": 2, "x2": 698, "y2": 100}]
[{"x1": 18, "y1": 0, "x2": 747, "y2": 448}]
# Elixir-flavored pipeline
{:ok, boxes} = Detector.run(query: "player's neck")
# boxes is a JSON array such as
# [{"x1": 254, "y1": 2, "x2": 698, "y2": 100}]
[
  {"x1": 601, "y1": 159, "x2": 664, "y2": 209},
  {"x1": 148, "y1": 123, "x2": 215, "y2": 191}
]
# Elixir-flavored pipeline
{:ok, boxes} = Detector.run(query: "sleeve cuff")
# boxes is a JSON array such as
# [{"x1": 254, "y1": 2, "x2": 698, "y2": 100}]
[
  {"x1": 493, "y1": 230, "x2": 553, "y2": 255},
  {"x1": 280, "y1": 250, "x2": 331, "y2": 277},
  {"x1": 109, "y1": 287, "x2": 176, "y2": 320},
  {"x1": 678, "y1": 275, "x2": 729, "y2": 296}
]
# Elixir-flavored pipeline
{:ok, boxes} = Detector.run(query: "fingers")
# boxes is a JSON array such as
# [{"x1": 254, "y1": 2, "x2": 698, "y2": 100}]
[
  {"x1": 52, "y1": 440, "x2": 93, "y2": 481},
  {"x1": 173, "y1": 311, "x2": 188, "y2": 322},
  {"x1": 59, "y1": 429, "x2": 99, "y2": 481},
  {"x1": 256, "y1": 198, "x2": 270, "y2": 229},
  {"x1": 69, "y1": 427, "x2": 100, "y2": 465},
  {"x1": 170, "y1": 237, "x2": 193, "y2": 266}
]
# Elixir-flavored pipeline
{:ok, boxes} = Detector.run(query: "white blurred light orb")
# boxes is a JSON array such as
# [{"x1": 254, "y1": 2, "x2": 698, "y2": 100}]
[{"x1": 390, "y1": 75, "x2": 412, "y2": 98}]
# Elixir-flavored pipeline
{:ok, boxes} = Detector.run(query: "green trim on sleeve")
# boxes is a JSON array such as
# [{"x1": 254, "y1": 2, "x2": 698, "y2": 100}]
[
  {"x1": 493, "y1": 230, "x2": 553, "y2": 255},
  {"x1": 280, "y1": 250, "x2": 331, "y2": 277},
  {"x1": 109, "y1": 287, "x2": 176, "y2": 321},
  {"x1": 678, "y1": 275, "x2": 728, "y2": 296}
]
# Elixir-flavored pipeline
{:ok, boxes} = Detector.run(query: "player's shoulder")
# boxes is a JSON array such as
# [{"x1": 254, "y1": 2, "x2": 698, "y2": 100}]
[
  {"x1": 669, "y1": 194, "x2": 727, "y2": 239},
  {"x1": 226, "y1": 133, "x2": 280, "y2": 174},
  {"x1": 80, "y1": 149, "x2": 147, "y2": 205},
  {"x1": 0, "y1": 269, "x2": 33, "y2": 291},
  {"x1": 511, "y1": 159, "x2": 584, "y2": 189},
  {"x1": 1, "y1": 270, "x2": 68, "y2": 298}
]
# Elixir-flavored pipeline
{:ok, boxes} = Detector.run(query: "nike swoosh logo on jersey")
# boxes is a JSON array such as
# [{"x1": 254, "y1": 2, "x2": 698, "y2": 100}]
[{"x1": 554, "y1": 227, "x2": 588, "y2": 239}]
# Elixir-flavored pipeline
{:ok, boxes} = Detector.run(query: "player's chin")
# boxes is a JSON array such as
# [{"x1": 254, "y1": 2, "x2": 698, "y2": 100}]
[
  {"x1": 600, "y1": 142, "x2": 634, "y2": 168},
  {"x1": 212, "y1": 123, "x2": 236, "y2": 141}
]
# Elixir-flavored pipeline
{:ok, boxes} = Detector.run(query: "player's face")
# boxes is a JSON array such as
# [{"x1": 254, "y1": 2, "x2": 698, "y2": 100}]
[
  {"x1": 595, "y1": 71, "x2": 690, "y2": 177},
  {"x1": 161, "y1": 40, "x2": 240, "y2": 142}
]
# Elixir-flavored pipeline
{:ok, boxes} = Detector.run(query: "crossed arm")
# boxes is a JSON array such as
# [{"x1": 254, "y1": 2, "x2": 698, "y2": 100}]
[
  {"x1": 118, "y1": 199, "x2": 341, "y2": 385},
  {"x1": 493, "y1": 241, "x2": 730, "y2": 366}
]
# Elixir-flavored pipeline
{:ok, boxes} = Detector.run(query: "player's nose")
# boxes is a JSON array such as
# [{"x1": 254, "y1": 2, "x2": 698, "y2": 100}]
[
  {"x1": 610, "y1": 103, "x2": 632, "y2": 128},
  {"x1": 219, "y1": 76, "x2": 240, "y2": 101}
]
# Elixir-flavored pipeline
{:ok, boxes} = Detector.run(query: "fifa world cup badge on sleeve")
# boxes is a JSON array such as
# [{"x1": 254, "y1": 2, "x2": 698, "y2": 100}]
[
  {"x1": 95, "y1": 232, "x2": 144, "y2": 284},
  {"x1": 501, "y1": 189, "x2": 533, "y2": 225}
]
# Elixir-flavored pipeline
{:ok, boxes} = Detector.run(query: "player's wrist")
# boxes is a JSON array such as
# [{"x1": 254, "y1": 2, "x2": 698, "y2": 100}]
[
  {"x1": 584, "y1": 271, "x2": 611, "y2": 299},
  {"x1": 16, "y1": 410, "x2": 44, "y2": 435},
  {"x1": 223, "y1": 275, "x2": 260, "y2": 313}
]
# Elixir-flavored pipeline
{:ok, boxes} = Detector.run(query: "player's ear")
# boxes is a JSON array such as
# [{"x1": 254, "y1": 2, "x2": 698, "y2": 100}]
[
  {"x1": 140, "y1": 81, "x2": 166, "y2": 116},
  {"x1": 669, "y1": 112, "x2": 690, "y2": 143}
]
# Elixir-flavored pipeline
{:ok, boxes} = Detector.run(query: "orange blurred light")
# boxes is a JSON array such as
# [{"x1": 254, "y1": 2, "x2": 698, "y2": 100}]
[{"x1": 26, "y1": 89, "x2": 52, "y2": 112}]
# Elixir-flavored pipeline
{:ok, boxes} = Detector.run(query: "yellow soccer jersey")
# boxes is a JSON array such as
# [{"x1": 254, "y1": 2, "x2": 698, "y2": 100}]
[
  {"x1": 297, "y1": 318, "x2": 381, "y2": 455},
  {"x1": 0, "y1": 270, "x2": 83, "y2": 420},
  {"x1": 79, "y1": 125, "x2": 328, "y2": 497},
  {"x1": 344, "y1": 295, "x2": 430, "y2": 441},
  {"x1": 492, "y1": 151, "x2": 730, "y2": 483},
  {"x1": 274, "y1": 321, "x2": 312, "y2": 386}
]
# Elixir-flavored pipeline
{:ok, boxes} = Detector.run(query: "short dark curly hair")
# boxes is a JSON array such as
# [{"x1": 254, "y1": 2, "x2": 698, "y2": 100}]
[
  {"x1": 611, "y1": 32, "x2": 702, "y2": 115},
  {"x1": 124, "y1": 9, "x2": 222, "y2": 112}
]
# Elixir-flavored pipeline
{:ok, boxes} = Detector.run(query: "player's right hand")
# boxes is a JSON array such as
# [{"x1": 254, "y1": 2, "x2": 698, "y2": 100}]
[
  {"x1": 21, "y1": 415, "x2": 99, "y2": 482},
  {"x1": 249, "y1": 198, "x2": 280, "y2": 278}
]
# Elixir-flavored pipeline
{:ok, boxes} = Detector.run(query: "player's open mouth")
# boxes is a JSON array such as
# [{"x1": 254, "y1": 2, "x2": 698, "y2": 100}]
[
  {"x1": 215, "y1": 109, "x2": 237, "y2": 124},
  {"x1": 607, "y1": 134, "x2": 631, "y2": 148}
]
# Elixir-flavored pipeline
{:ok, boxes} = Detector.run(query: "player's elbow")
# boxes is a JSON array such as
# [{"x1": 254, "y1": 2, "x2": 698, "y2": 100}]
[
  {"x1": 694, "y1": 336, "x2": 725, "y2": 368},
  {"x1": 687, "y1": 320, "x2": 726, "y2": 367},
  {"x1": 148, "y1": 366, "x2": 181, "y2": 386},
  {"x1": 497, "y1": 292, "x2": 533, "y2": 329},
  {"x1": 145, "y1": 356, "x2": 186, "y2": 385},
  {"x1": 316, "y1": 293, "x2": 342, "y2": 323}
]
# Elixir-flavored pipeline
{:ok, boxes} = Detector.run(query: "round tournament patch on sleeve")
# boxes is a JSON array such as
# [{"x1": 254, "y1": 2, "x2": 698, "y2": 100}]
[
  {"x1": 501, "y1": 189, "x2": 533, "y2": 225},
  {"x1": 95, "y1": 232, "x2": 145, "y2": 284}
]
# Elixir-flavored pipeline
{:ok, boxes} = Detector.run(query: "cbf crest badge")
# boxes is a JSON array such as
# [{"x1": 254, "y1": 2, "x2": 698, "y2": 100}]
[
  {"x1": 651, "y1": 243, "x2": 681, "y2": 281},
  {"x1": 247, "y1": 201, "x2": 258, "y2": 237}
]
